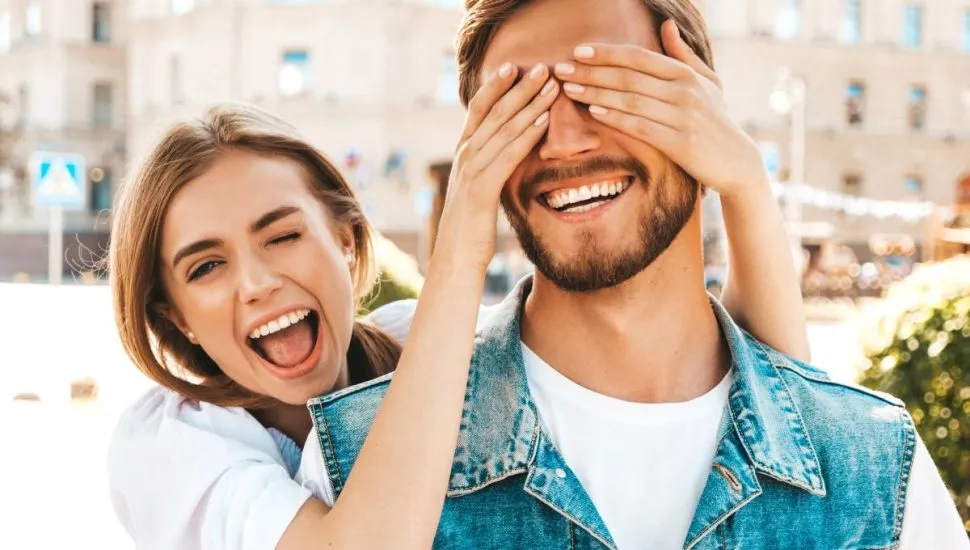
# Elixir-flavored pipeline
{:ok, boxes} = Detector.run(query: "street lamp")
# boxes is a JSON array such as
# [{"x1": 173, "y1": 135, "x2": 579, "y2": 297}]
[{"x1": 770, "y1": 68, "x2": 807, "y2": 252}]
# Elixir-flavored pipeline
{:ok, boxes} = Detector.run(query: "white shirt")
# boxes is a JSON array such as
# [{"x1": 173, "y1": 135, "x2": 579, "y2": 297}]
[{"x1": 110, "y1": 300, "x2": 969, "y2": 549}]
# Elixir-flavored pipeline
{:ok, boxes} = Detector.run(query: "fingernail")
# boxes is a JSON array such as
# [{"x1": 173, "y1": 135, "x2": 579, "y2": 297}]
[
  {"x1": 540, "y1": 79, "x2": 557, "y2": 96},
  {"x1": 499, "y1": 63, "x2": 513, "y2": 79},
  {"x1": 555, "y1": 62, "x2": 575, "y2": 75},
  {"x1": 530, "y1": 64, "x2": 546, "y2": 79},
  {"x1": 563, "y1": 82, "x2": 585, "y2": 94},
  {"x1": 589, "y1": 105, "x2": 608, "y2": 116},
  {"x1": 574, "y1": 46, "x2": 595, "y2": 59},
  {"x1": 534, "y1": 111, "x2": 549, "y2": 127}
]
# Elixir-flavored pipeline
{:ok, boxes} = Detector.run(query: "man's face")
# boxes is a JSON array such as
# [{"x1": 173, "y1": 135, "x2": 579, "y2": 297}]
[{"x1": 481, "y1": 0, "x2": 698, "y2": 292}]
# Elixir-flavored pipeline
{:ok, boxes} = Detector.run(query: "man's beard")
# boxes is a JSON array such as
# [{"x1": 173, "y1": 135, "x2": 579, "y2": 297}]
[{"x1": 502, "y1": 158, "x2": 698, "y2": 293}]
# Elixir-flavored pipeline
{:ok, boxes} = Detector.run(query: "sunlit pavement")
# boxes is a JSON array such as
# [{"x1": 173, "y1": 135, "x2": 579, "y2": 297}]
[{"x1": 0, "y1": 283, "x2": 867, "y2": 549}]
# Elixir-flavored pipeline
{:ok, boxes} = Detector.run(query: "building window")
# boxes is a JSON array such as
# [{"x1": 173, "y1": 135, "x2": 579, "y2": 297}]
[
  {"x1": 846, "y1": 81, "x2": 865, "y2": 127},
  {"x1": 963, "y1": 10, "x2": 970, "y2": 53},
  {"x1": 435, "y1": 52, "x2": 459, "y2": 105},
  {"x1": 904, "y1": 175, "x2": 924, "y2": 199},
  {"x1": 775, "y1": 0, "x2": 801, "y2": 40},
  {"x1": 170, "y1": 54, "x2": 183, "y2": 105},
  {"x1": 93, "y1": 82, "x2": 113, "y2": 127},
  {"x1": 88, "y1": 167, "x2": 112, "y2": 214},
  {"x1": 92, "y1": 2, "x2": 111, "y2": 44},
  {"x1": 279, "y1": 50, "x2": 310, "y2": 97},
  {"x1": 25, "y1": 2, "x2": 41, "y2": 40},
  {"x1": 840, "y1": 0, "x2": 862, "y2": 45},
  {"x1": 171, "y1": 0, "x2": 195, "y2": 15},
  {"x1": 907, "y1": 86, "x2": 926, "y2": 131},
  {"x1": 842, "y1": 174, "x2": 863, "y2": 196},
  {"x1": 0, "y1": 11, "x2": 10, "y2": 53},
  {"x1": 902, "y1": 4, "x2": 923, "y2": 49}
]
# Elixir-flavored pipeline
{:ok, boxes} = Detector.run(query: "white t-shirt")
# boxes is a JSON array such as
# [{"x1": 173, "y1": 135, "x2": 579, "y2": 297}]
[{"x1": 109, "y1": 301, "x2": 969, "y2": 549}]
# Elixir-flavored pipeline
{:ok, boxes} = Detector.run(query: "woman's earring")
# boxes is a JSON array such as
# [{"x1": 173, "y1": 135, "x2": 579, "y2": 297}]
[
  {"x1": 187, "y1": 332, "x2": 198, "y2": 344},
  {"x1": 345, "y1": 252, "x2": 355, "y2": 264}
]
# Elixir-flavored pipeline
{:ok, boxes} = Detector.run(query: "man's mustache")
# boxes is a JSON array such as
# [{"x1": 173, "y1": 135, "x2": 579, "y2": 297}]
[{"x1": 518, "y1": 156, "x2": 649, "y2": 206}]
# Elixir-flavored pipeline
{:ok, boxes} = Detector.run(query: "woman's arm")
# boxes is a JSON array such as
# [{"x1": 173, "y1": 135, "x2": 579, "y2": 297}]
[
  {"x1": 718, "y1": 182, "x2": 811, "y2": 362},
  {"x1": 277, "y1": 63, "x2": 560, "y2": 549}
]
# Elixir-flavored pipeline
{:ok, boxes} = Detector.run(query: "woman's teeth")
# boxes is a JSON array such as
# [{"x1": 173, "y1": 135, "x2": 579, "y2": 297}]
[
  {"x1": 545, "y1": 179, "x2": 629, "y2": 211},
  {"x1": 249, "y1": 309, "x2": 311, "y2": 340}
]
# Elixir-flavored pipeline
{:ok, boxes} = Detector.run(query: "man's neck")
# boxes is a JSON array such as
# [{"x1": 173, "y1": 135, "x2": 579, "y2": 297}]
[{"x1": 521, "y1": 243, "x2": 729, "y2": 404}]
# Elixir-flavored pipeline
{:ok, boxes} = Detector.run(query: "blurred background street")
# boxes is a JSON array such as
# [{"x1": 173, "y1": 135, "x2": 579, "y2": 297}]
[{"x1": 1, "y1": 0, "x2": 970, "y2": 547}]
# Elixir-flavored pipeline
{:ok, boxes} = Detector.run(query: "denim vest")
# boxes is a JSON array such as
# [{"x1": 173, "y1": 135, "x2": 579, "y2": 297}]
[{"x1": 308, "y1": 278, "x2": 917, "y2": 549}]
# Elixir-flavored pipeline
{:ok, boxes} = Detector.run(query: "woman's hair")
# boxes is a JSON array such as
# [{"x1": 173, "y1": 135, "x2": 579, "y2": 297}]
[{"x1": 109, "y1": 103, "x2": 402, "y2": 409}]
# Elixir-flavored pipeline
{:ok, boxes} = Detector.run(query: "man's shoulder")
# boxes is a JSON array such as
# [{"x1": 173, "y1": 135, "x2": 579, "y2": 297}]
[
  {"x1": 743, "y1": 334, "x2": 915, "y2": 452},
  {"x1": 745, "y1": 332, "x2": 906, "y2": 409},
  {"x1": 363, "y1": 299, "x2": 500, "y2": 345}
]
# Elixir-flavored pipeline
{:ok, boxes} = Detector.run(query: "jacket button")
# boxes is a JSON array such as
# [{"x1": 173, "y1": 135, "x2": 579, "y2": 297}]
[{"x1": 555, "y1": 468, "x2": 567, "y2": 479}]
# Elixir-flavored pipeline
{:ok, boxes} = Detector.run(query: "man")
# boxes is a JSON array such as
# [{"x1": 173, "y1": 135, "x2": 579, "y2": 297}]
[{"x1": 298, "y1": 0, "x2": 968, "y2": 547}]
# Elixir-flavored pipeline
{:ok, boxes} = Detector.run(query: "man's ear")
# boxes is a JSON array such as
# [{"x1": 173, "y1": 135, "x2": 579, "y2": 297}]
[{"x1": 154, "y1": 301, "x2": 198, "y2": 344}]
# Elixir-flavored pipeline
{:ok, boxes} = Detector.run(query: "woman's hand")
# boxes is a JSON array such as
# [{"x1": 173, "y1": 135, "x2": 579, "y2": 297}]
[{"x1": 433, "y1": 61, "x2": 560, "y2": 275}]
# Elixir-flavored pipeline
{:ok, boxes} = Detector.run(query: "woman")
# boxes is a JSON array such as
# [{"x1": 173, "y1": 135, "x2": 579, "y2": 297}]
[{"x1": 107, "y1": 65, "x2": 808, "y2": 549}]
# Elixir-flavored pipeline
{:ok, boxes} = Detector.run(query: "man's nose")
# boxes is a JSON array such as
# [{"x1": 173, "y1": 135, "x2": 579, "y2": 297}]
[{"x1": 538, "y1": 94, "x2": 602, "y2": 161}]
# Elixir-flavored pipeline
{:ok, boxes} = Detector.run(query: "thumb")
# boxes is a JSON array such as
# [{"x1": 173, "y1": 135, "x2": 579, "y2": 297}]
[{"x1": 661, "y1": 19, "x2": 720, "y2": 87}]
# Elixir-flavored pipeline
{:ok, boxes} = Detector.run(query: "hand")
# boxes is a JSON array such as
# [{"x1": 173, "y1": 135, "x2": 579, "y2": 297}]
[
  {"x1": 554, "y1": 19, "x2": 768, "y2": 200},
  {"x1": 433, "y1": 62, "x2": 560, "y2": 274}
]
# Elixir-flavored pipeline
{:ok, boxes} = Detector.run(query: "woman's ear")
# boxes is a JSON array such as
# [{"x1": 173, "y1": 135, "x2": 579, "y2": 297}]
[{"x1": 335, "y1": 224, "x2": 357, "y2": 265}]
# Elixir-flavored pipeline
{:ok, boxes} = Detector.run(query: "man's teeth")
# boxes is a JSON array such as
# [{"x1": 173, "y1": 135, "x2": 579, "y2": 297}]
[
  {"x1": 249, "y1": 309, "x2": 311, "y2": 340},
  {"x1": 546, "y1": 180, "x2": 628, "y2": 210}
]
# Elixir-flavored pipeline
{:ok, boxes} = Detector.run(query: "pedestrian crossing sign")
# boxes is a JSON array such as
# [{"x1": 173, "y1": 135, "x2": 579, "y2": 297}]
[{"x1": 31, "y1": 152, "x2": 87, "y2": 210}]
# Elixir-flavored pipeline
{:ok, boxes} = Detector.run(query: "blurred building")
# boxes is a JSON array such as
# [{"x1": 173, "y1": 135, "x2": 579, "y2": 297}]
[
  {"x1": 124, "y1": 0, "x2": 510, "y2": 271},
  {"x1": 0, "y1": 0, "x2": 127, "y2": 278},
  {"x1": 1, "y1": 0, "x2": 970, "y2": 280},
  {"x1": 699, "y1": 0, "x2": 970, "y2": 261}
]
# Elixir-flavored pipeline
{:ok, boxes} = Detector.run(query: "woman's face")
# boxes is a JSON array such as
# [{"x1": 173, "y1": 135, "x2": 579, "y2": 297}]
[{"x1": 159, "y1": 150, "x2": 356, "y2": 405}]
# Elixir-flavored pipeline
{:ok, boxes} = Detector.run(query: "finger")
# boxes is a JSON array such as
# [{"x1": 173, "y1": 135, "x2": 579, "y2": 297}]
[
  {"x1": 571, "y1": 42, "x2": 688, "y2": 81},
  {"x1": 660, "y1": 19, "x2": 720, "y2": 87},
  {"x1": 587, "y1": 106, "x2": 680, "y2": 153},
  {"x1": 553, "y1": 62, "x2": 677, "y2": 104},
  {"x1": 466, "y1": 63, "x2": 551, "y2": 154},
  {"x1": 562, "y1": 83, "x2": 681, "y2": 129},
  {"x1": 468, "y1": 79, "x2": 559, "y2": 178},
  {"x1": 479, "y1": 110, "x2": 551, "y2": 197},
  {"x1": 460, "y1": 62, "x2": 518, "y2": 143}
]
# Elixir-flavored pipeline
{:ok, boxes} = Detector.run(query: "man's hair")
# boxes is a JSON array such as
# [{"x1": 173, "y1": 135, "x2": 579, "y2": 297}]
[{"x1": 456, "y1": 0, "x2": 715, "y2": 107}]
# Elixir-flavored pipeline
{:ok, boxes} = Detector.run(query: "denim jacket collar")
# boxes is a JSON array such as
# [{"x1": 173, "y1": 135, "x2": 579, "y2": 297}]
[{"x1": 447, "y1": 275, "x2": 826, "y2": 535}]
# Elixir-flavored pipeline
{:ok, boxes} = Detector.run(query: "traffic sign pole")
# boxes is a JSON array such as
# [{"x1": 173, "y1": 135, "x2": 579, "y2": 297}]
[
  {"x1": 48, "y1": 205, "x2": 63, "y2": 285},
  {"x1": 30, "y1": 151, "x2": 86, "y2": 285}
]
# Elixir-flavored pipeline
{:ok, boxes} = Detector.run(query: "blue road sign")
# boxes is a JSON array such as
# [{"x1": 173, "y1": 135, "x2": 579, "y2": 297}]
[{"x1": 31, "y1": 152, "x2": 87, "y2": 210}]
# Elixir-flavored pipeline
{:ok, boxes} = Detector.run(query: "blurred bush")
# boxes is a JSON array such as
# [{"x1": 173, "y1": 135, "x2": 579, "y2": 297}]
[
  {"x1": 858, "y1": 255, "x2": 970, "y2": 532},
  {"x1": 359, "y1": 232, "x2": 424, "y2": 314}
]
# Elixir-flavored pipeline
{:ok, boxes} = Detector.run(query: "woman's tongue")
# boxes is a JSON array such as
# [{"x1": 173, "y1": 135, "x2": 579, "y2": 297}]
[{"x1": 253, "y1": 321, "x2": 314, "y2": 368}]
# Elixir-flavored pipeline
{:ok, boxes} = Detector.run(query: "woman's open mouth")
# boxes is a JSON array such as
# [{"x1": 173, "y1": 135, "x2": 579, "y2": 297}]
[
  {"x1": 246, "y1": 309, "x2": 323, "y2": 380},
  {"x1": 539, "y1": 177, "x2": 632, "y2": 214}
]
